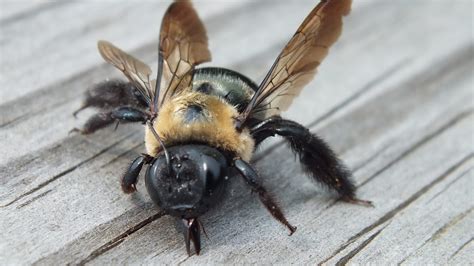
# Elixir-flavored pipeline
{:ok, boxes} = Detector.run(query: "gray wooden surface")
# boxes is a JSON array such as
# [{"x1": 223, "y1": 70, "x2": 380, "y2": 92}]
[{"x1": 1, "y1": 0, "x2": 473, "y2": 264}]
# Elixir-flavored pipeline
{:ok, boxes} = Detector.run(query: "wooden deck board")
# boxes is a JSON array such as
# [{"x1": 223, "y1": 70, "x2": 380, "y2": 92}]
[{"x1": 1, "y1": 1, "x2": 473, "y2": 264}]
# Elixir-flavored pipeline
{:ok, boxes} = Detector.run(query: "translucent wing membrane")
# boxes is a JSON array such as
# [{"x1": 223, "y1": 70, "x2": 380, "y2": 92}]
[
  {"x1": 98, "y1": 0, "x2": 210, "y2": 113},
  {"x1": 240, "y1": 0, "x2": 352, "y2": 124},
  {"x1": 98, "y1": 41, "x2": 154, "y2": 106},
  {"x1": 156, "y1": 0, "x2": 211, "y2": 109}
]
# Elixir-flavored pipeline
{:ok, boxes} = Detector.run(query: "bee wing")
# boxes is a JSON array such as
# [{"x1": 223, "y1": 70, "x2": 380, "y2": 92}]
[
  {"x1": 154, "y1": 0, "x2": 211, "y2": 110},
  {"x1": 239, "y1": 0, "x2": 352, "y2": 125},
  {"x1": 98, "y1": 40, "x2": 154, "y2": 106}
]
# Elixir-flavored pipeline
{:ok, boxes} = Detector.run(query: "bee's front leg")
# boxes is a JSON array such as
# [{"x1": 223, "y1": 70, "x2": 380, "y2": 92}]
[
  {"x1": 121, "y1": 154, "x2": 153, "y2": 193},
  {"x1": 233, "y1": 158, "x2": 297, "y2": 235}
]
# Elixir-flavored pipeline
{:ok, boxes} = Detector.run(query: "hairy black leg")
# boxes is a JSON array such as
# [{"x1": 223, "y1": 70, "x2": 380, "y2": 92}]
[
  {"x1": 233, "y1": 158, "x2": 297, "y2": 235},
  {"x1": 74, "y1": 79, "x2": 147, "y2": 116},
  {"x1": 250, "y1": 117, "x2": 372, "y2": 206},
  {"x1": 72, "y1": 106, "x2": 149, "y2": 135},
  {"x1": 70, "y1": 111, "x2": 115, "y2": 135},
  {"x1": 250, "y1": 116, "x2": 284, "y2": 145},
  {"x1": 121, "y1": 154, "x2": 153, "y2": 193}
]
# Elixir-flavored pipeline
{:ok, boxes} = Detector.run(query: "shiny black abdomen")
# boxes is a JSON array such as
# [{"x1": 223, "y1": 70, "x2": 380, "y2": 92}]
[{"x1": 193, "y1": 67, "x2": 258, "y2": 113}]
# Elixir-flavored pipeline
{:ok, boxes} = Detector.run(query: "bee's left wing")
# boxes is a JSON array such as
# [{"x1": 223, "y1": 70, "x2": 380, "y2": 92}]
[
  {"x1": 154, "y1": 0, "x2": 211, "y2": 111},
  {"x1": 237, "y1": 0, "x2": 351, "y2": 128},
  {"x1": 98, "y1": 40, "x2": 154, "y2": 106}
]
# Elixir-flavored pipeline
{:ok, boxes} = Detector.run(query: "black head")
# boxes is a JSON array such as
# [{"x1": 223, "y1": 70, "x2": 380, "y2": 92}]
[{"x1": 145, "y1": 144, "x2": 229, "y2": 219}]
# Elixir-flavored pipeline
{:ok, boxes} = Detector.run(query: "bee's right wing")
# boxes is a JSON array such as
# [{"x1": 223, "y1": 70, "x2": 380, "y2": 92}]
[
  {"x1": 98, "y1": 40, "x2": 154, "y2": 107},
  {"x1": 237, "y1": 0, "x2": 352, "y2": 128},
  {"x1": 154, "y1": 0, "x2": 211, "y2": 111}
]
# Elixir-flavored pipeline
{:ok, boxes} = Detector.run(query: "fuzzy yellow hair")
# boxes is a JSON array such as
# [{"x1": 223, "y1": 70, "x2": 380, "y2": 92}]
[{"x1": 145, "y1": 91, "x2": 255, "y2": 161}]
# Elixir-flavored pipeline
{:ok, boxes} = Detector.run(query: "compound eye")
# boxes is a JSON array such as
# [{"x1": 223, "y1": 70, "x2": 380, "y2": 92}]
[{"x1": 201, "y1": 154, "x2": 223, "y2": 184}]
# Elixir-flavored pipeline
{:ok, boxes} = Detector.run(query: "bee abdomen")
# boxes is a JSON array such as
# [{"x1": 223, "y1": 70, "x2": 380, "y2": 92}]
[{"x1": 193, "y1": 67, "x2": 258, "y2": 112}]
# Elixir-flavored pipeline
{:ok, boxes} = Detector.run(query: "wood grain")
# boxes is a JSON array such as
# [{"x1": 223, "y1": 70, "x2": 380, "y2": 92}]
[{"x1": 0, "y1": 0, "x2": 472, "y2": 264}]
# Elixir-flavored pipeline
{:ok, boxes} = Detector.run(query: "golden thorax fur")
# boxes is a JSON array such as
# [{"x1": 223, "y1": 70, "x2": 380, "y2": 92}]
[{"x1": 145, "y1": 91, "x2": 255, "y2": 161}]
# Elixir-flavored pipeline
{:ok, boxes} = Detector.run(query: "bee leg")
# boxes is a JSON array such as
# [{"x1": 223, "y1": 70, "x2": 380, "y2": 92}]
[
  {"x1": 71, "y1": 106, "x2": 149, "y2": 135},
  {"x1": 70, "y1": 111, "x2": 115, "y2": 135},
  {"x1": 73, "y1": 80, "x2": 147, "y2": 116},
  {"x1": 250, "y1": 117, "x2": 372, "y2": 207},
  {"x1": 233, "y1": 158, "x2": 297, "y2": 235},
  {"x1": 121, "y1": 154, "x2": 153, "y2": 193},
  {"x1": 110, "y1": 106, "x2": 149, "y2": 123},
  {"x1": 249, "y1": 116, "x2": 284, "y2": 145}
]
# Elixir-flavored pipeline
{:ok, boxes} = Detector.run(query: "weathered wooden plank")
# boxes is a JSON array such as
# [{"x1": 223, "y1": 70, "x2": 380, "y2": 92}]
[
  {"x1": 0, "y1": 1, "x2": 63, "y2": 22},
  {"x1": 0, "y1": 1, "x2": 473, "y2": 265},
  {"x1": 1, "y1": 0, "x2": 470, "y2": 199},
  {"x1": 118, "y1": 45, "x2": 473, "y2": 265},
  {"x1": 324, "y1": 159, "x2": 473, "y2": 264},
  {"x1": 313, "y1": 49, "x2": 474, "y2": 265},
  {"x1": 33, "y1": 38, "x2": 473, "y2": 265},
  {"x1": 0, "y1": 0, "x2": 251, "y2": 105},
  {"x1": 401, "y1": 186, "x2": 474, "y2": 264}
]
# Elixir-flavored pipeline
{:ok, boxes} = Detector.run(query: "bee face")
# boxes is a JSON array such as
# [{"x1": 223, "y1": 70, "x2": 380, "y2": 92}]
[{"x1": 145, "y1": 145, "x2": 229, "y2": 218}]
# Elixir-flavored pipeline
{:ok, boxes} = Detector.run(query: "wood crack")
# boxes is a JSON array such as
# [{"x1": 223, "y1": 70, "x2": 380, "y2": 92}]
[
  {"x1": 318, "y1": 153, "x2": 474, "y2": 264},
  {"x1": 428, "y1": 204, "x2": 473, "y2": 242},
  {"x1": 309, "y1": 59, "x2": 410, "y2": 129},
  {"x1": 426, "y1": 167, "x2": 472, "y2": 204},
  {"x1": 449, "y1": 237, "x2": 473, "y2": 259},
  {"x1": 335, "y1": 222, "x2": 390, "y2": 265},
  {"x1": 352, "y1": 142, "x2": 393, "y2": 173},
  {"x1": 398, "y1": 207, "x2": 474, "y2": 264},
  {"x1": 0, "y1": 66, "x2": 99, "y2": 127},
  {"x1": 15, "y1": 189, "x2": 53, "y2": 209},
  {"x1": 77, "y1": 211, "x2": 167, "y2": 265},
  {"x1": 0, "y1": 112, "x2": 30, "y2": 128},
  {"x1": 1, "y1": 132, "x2": 135, "y2": 208},
  {"x1": 321, "y1": 110, "x2": 472, "y2": 213},
  {"x1": 99, "y1": 142, "x2": 144, "y2": 168},
  {"x1": 359, "y1": 109, "x2": 474, "y2": 188}
]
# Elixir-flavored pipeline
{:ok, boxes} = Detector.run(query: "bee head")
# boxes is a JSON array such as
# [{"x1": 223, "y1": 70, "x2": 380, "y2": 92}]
[{"x1": 145, "y1": 144, "x2": 229, "y2": 218}]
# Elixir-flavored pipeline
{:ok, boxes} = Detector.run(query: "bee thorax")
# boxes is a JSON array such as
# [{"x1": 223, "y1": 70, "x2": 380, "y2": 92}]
[{"x1": 145, "y1": 92, "x2": 255, "y2": 161}]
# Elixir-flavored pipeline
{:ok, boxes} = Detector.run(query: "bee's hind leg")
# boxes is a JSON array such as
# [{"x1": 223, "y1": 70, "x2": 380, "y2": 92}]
[
  {"x1": 250, "y1": 116, "x2": 372, "y2": 207},
  {"x1": 71, "y1": 106, "x2": 149, "y2": 135},
  {"x1": 233, "y1": 158, "x2": 297, "y2": 235},
  {"x1": 73, "y1": 79, "x2": 148, "y2": 117},
  {"x1": 70, "y1": 111, "x2": 115, "y2": 135}
]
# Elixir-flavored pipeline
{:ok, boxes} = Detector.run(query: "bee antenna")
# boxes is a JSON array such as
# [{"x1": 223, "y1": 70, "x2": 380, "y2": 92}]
[
  {"x1": 152, "y1": 46, "x2": 164, "y2": 113},
  {"x1": 146, "y1": 121, "x2": 173, "y2": 174}
]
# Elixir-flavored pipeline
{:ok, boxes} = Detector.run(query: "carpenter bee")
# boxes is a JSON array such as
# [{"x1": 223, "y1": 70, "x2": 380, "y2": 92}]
[{"x1": 73, "y1": 0, "x2": 371, "y2": 255}]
